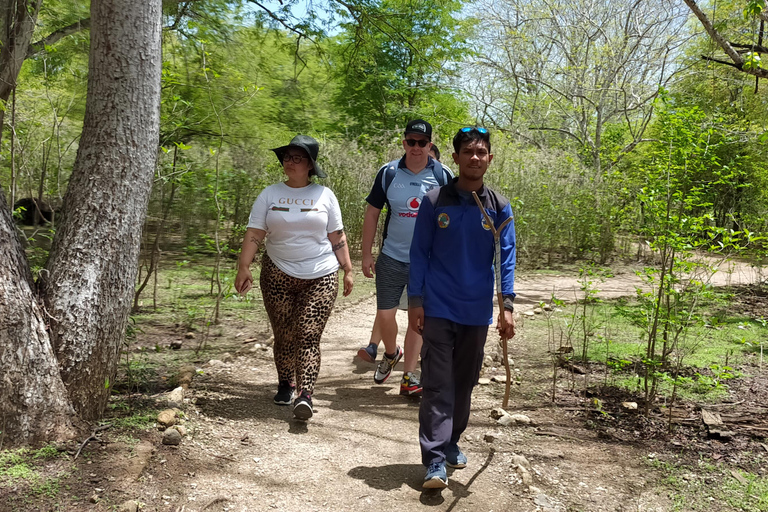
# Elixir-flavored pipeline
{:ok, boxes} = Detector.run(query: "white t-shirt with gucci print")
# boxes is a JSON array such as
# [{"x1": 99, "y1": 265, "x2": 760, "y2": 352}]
[{"x1": 247, "y1": 182, "x2": 343, "y2": 279}]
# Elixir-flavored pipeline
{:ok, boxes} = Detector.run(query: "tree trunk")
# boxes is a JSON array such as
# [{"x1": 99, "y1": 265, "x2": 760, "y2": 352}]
[
  {"x1": 41, "y1": 0, "x2": 162, "y2": 420},
  {"x1": 0, "y1": 188, "x2": 76, "y2": 447}
]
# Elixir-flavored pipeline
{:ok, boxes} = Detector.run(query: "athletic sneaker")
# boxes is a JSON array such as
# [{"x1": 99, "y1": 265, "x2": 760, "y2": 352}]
[
  {"x1": 373, "y1": 346, "x2": 404, "y2": 384},
  {"x1": 293, "y1": 391, "x2": 313, "y2": 420},
  {"x1": 273, "y1": 380, "x2": 294, "y2": 406},
  {"x1": 400, "y1": 372, "x2": 423, "y2": 396},
  {"x1": 423, "y1": 461, "x2": 448, "y2": 489},
  {"x1": 357, "y1": 343, "x2": 378, "y2": 363},
  {"x1": 445, "y1": 444, "x2": 467, "y2": 469}
]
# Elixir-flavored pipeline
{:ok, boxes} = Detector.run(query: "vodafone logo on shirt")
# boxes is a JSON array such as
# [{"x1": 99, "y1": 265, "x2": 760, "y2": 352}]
[
  {"x1": 406, "y1": 197, "x2": 421, "y2": 211},
  {"x1": 398, "y1": 197, "x2": 421, "y2": 218}
]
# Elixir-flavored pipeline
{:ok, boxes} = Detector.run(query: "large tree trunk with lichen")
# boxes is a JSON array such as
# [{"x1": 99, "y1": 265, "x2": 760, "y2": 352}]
[
  {"x1": 0, "y1": 189, "x2": 77, "y2": 447},
  {"x1": 39, "y1": 0, "x2": 162, "y2": 421}
]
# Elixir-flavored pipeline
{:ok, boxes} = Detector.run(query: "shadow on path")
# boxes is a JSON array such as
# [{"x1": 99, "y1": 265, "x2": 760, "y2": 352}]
[
  {"x1": 443, "y1": 448, "x2": 495, "y2": 511},
  {"x1": 347, "y1": 449, "x2": 495, "y2": 509}
]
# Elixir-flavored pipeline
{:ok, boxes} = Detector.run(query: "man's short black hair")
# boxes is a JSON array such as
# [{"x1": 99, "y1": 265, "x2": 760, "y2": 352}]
[
  {"x1": 452, "y1": 127, "x2": 491, "y2": 154},
  {"x1": 430, "y1": 145, "x2": 441, "y2": 161}
]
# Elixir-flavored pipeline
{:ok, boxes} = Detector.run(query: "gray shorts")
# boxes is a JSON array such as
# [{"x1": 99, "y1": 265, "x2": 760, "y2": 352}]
[{"x1": 375, "y1": 252, "x2": 409, "y2": 310}]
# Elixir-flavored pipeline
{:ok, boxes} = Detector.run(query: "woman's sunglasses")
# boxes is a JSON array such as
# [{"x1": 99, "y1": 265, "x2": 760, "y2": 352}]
[
  {"x1": 282, "y1": 154, "x2": 309, "y2": 164},
  {"x1": 405, "y1": 139, "x2": 430, "y2": 147},
  {"x1": 460, "y1": 127, "x2": 488, "y2": 134}
]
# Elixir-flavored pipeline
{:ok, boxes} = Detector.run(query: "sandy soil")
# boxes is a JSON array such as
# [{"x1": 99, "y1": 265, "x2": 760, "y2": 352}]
[{"x1": 132, "y1": 295, "x2": 673, "y2": 512}]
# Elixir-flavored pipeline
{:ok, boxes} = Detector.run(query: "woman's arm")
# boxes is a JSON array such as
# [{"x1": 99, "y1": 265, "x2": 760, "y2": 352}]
[
  {"x1": 328, "y1": 228, "x2": 354, "y2": 297},
  {"x1": 235, "y1": 227, "x2": 267, "y2": 295}
]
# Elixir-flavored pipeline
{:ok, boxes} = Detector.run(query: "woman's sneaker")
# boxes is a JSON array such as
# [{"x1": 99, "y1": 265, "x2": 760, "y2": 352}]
[
  {"x1": 357, "y1": 343, "x2": 378, "y2": 363},
  {"x1": 293, "y1": 391, "x2": 313, "y2": 420},
  {"x1": 273, "y1": 380, "x2": 294, "y2": 405},
  {"x1": 400, "y1": 372, "x2": 423, "y2": 396},
  {"x1": 373, "y1": 346, "x2": 404, "y2": 384}
]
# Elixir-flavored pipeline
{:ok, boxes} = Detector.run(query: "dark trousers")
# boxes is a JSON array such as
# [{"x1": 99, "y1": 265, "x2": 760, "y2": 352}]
[{"x1": 419, "y1": 316, "x2": 489, "y2": 466}]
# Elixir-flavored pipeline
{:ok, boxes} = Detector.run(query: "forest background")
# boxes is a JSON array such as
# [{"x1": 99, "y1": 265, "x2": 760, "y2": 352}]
[
  {"x1": 2, "y1": 0, "x2": 768, "y2": 449},
  {"x1": 7, "y1": 0, "x2": 767, "y2": 274}
]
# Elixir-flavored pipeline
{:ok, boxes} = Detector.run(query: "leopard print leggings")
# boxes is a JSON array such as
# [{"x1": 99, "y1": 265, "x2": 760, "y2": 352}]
[{"x1": 260, "y1": 253, "x2": 339, "y2": 395}]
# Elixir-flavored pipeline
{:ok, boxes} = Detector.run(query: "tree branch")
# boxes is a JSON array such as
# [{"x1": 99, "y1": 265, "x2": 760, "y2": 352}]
[
  {"x1": 246, "y1": 0, "x2": 313, "y2": 40},
  {"x1": 26, "y1": 18, "x2": 91, "y2": 58},
  {"x1": 529, "y1": 126, "x2": 585, "y2": 147},
  {"x1": 683, "y1": 0, "x2": 768, "y2": 78},
  {"x1": 730, "y1": 42, "x2": 768, "y2": 55},
  {"x1": 702, "y1": 55, "x2": 743, "y2": 69}
]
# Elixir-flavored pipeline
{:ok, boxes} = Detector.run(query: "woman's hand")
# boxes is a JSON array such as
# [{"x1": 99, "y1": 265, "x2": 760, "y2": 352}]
[
  {"x1": 328, "y1": 228, "x2": 354, "y2": 296},
  {"x1": 235, "y1": 228, "x2": 265, "y2": 296},
  {"x1": 342, "y1": 268, "x2": 354, "y2": 297},
  {"x1": 235, "y1": 267, "x2": 253, "y2": 295}
]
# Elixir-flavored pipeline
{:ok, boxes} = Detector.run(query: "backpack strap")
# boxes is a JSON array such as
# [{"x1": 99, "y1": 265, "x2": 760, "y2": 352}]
[
  {"x1": 382, "y1": 160, "x2": 400, "y2": 198},
  {"x1": 384, "y1": 158, "x2": 450, "y2": 197},
  {"x1": 431, "y1": 160, "x2": 450, "y2": 186}
]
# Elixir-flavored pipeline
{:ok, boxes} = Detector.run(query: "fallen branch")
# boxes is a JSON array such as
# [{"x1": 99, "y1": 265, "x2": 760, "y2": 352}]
[
  {"x1": 74, "y1": 424, "x2": 111, "y2": 460},
  {"x1": 695, "y1": 400, "x2": 745, "y2": 408}
]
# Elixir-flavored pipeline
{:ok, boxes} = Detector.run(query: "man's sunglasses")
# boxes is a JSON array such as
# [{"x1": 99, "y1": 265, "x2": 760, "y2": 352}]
[
  {"x1": 405, "y1": 139, "x2": 430, "y2": 147},
  {"x1": 282, "y1": 153, "x2": 309, "y2": 164},
  {"x1": 460, "y1": 127, "x2": 488, "y2": 134}
]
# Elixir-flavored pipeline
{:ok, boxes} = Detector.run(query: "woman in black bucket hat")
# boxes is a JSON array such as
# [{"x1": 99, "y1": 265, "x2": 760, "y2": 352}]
[{"x1": 235, "y1": 134, "x2": 353, "y2": 421}]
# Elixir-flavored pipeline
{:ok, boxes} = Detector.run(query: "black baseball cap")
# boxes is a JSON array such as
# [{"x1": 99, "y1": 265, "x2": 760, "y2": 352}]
[{"x1": 404, "y1": 119, "x2": 432, "y2": 140}]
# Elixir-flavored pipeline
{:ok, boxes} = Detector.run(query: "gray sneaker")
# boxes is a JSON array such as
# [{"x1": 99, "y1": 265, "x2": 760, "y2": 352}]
[
  {"x1": 400, "y1": 372, "x2": 423, "y2": 396},
  {"x1": 373, "y1": 346, "x2": 403, "y2": 384}
]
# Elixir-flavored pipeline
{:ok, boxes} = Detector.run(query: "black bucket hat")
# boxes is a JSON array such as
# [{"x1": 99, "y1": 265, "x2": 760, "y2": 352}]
[{"x1": 271, "y1": 135, "x2": 327, "y2": 178}]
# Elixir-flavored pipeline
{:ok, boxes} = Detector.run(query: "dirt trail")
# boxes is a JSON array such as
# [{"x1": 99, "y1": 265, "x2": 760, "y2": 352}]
[
  {"x1": 148, "y1": 297, "x2": 669, "y2": 512},
  {"x1": 515, "y1": 257, "x2": 762, "y2": 307},
  {"x1": 48, "y1": 258, "x2": 761, "y2": 512}
]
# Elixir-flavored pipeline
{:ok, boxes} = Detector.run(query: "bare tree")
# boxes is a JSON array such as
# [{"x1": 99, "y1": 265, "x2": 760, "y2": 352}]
[{"x1": 471, "y1": 0, "x2": 693, "y2": 172}]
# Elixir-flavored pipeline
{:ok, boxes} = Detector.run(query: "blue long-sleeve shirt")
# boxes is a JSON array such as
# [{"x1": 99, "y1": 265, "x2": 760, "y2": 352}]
[{"x1": 409, "y1": 179, "x2": 516, "y2": 326}]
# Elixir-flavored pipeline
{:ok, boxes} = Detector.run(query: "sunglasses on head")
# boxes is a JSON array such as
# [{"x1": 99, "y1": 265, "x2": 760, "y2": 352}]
[
  {"x1": 460, "y1": 127, "x2": 488, "y2": 134},
  {"x1": 405, "y1": 139, "x2": 430, "y2": 147}
]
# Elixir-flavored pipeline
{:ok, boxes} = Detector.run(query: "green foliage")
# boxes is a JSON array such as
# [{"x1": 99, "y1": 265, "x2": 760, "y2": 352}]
[
  {"x1": 484, "y1": 137, "x2": 614, "y2": 263},
  {"x1": 105, "y1": 410, "x2": 157, "y2": 430},
  {"x1": 332, "y1": 0, "x2": 473, "y2": 140},
  {"x1": 0, "y1": 445, "x2": 61, "y2": 481},
  {"x1": 651, "y1": 457, "x2": 768, "y2": 511}
]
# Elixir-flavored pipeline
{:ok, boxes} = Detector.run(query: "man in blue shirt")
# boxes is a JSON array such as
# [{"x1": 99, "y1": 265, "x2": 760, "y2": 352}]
[
  {"x1": 408, "y1": 127, "x2": 516, "y2": 488},
  {"x1": 360, "y1": 120, "x2": 453, "y2": 397}
]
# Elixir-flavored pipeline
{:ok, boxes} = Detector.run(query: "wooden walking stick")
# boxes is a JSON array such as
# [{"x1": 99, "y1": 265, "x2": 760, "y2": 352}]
[{"x1": 471, "y1": 191, "x2": 514, "y2": 409}]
